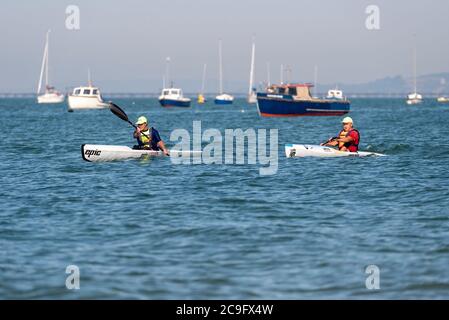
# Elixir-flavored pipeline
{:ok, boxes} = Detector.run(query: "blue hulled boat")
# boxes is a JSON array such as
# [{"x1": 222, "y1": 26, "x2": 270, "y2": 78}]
[
  {"x1": 159, "y1": 88, "x2": 191, "y2": 107},
  {"x1": 256, "y1": 84, "x2": 350, "y2": 117},
  {"x1": 214, "y1": 93, "x2": 234, "y2": 105}
]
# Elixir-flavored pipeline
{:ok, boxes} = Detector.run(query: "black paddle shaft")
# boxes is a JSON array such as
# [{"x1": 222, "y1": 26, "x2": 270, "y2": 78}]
[
  {"x1": 321, "y1": 136, "x2": 338, "y2": 145},
  {"x1": 109, "y1": 102, "x2": 152, "y2": 140}
]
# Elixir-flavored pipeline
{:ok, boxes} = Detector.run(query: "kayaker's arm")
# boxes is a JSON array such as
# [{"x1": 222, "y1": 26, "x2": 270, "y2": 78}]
[
  {"x1": 133, "y1": 127, "x2": 141, "y2": 139},
  {"x1": 157, "y1": 140, "x2": 170, "y2": 156},
  {"x1": 336, "y1": 136, "x2": 354, "y2": 144}
]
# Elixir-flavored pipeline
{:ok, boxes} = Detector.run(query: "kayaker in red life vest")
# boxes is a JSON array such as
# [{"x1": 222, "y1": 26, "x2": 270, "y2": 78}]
[{"x1": 321, "y1": 117, "x2": 360, "y2": 152}]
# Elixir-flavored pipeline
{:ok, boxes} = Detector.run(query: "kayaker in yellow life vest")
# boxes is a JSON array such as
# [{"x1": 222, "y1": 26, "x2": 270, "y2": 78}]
[
  {"x1": 133, "y1": 116, "x2": 170, "y2": 155},
  {"x1": 321, "y1": 117, "x2": 360, "y2": 152}
]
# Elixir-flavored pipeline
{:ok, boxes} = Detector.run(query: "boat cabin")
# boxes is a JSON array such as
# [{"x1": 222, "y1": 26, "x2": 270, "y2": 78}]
[
  {"x1": 71, "y1": 86, "x2": 102, "y2": 97},
  {"x1": 161, "y1": 88, "x2": 184, "y2": 97},
  {"x1": 267, "y1": 84, "x2": 314, "y2": 100},
  {"x1": 326, "y1": 89, "x2": 344, "y2": 100}
]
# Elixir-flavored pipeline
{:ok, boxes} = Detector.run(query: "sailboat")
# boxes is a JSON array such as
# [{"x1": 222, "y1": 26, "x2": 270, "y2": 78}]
[
  {"x1": 198, "y1": 63, "x2": 207, "y2": 104},
  {"x1": 36, "y1": 30, "x2": 65, "y2": 104},
  {"x1": 67, "y1": 69, "x2": 108, "y2": 111},
  {"x1": 247, "y1": 37, "x2": 257, "y2": 104},
  {"x1": 406, "y1": 37, "x2": 423, "y2": 105},
  {"x1": 215, "y1": 39, "x2": 234, "y2": 105}
]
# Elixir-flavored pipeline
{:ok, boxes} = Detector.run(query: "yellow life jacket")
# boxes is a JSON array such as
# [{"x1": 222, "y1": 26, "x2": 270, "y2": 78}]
[
  {"x1": 138, "y1": 129, "x2": 152, "y2": 147},
  {"x1": 338, "y1": 130, "x2": 347, "y2": 149}
]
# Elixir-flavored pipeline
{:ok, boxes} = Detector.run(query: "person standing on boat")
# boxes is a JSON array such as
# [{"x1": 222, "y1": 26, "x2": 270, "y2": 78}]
[
  {"x1": 322, "y1": 117, "x2": 360, "y2": 152},
  {"x1": 133, "y1": 116, "x2": 170, "y2": 155}
]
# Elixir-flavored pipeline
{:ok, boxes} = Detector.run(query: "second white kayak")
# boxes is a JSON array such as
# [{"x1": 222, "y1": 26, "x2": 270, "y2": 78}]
[
  {"x1": 82, "y1": 144, "x2": 202, "y2": 162},
  {"x1": 285, "y1": 144, "x2": 385, "y2": 158}
]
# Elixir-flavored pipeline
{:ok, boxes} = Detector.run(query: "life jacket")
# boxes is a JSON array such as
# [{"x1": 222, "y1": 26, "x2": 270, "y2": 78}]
[
  {"x1": 338, "y1": 129, "x2": 360, "y2": 151},
  {"x1": 137, "y1": 129, "x2": 152, "y2": 148}
]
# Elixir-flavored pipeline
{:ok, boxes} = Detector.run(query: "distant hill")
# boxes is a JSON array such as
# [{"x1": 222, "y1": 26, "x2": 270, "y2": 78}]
[{"x1": 321, "y1": 72, "x2": 449, "y2": 95}]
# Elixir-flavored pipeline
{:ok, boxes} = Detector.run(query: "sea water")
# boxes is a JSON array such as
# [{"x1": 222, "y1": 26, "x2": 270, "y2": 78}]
[{"x1": 1, "y1": 98, "x2": 448, "y2": 299}]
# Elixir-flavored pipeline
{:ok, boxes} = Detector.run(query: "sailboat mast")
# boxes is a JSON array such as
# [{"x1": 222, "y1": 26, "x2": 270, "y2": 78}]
[
  {"x1": 413, "y1": 42, "x2": 417, "y2": 93},
  {"x1": 218, "y1": 39, "x2": 223, "y2": 94},
  {"x1": 248, "y1": 37, "x2": 256, "y2": 96},
  {"x1": 87, "y1": 68, "x2": 92, "y2": 87},
  {"x1": 37, "y1": 32, "x2": 49, "y2": 94},
  {"x1": 280, "y1": 64, "x2": 284, "y2": 85},
  {"x1": 45, "y1": 30, "x2": 49, "y2": 88},
  {"x1": 266, "y1": 62, "x2": 271, "y2": 87},
  {"x1": 201, "y1": 63, "x2": 207, "y2": 94},
  {"x1": 165, "y1": 57, "x2": 171, "y2": 88}
]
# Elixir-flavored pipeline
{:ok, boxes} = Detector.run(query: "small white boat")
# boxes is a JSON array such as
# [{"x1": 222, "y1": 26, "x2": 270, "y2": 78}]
[
  {"x1": 326, "y1": 88, "x2": 345, "y2": 100},
  {"x1": 285, "y1": 144, "x2": 385, "y2": 158},
  {"x1": 159, "y1": 88, "x2": 191, "y2": 107},
  {"x1": 215, "y1": 39, "x2": 234, "y2": 105},
  {"x1": 67, "y1": 70, "x2": 108, "y2": 111},
  {"x1": 159, "y1": 57, "x2": 191, "y2": 107},
  {"x1": 82, "y1": 144, "x2": 202, "y2": 162},
  {"x1": 215, "y1": 93, "x2": 234, "y2": 104},
  {"x1": 406, "y1": 36, "x2": 423, "y2": 105},
  {"x1": 36, "y1": 30, "x2": 65, "y2": 104},
  {"x1": 406, "y1": 92, "x2": 423, "y2": 105},
  {"x1": 437, "y1": 96, "x2": 449, "y2": 103}
]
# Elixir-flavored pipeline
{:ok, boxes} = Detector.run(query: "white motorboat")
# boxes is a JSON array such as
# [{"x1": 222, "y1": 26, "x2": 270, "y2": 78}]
[{"x1": 67, "y1": 70, "x2": 108, "y2": 111}]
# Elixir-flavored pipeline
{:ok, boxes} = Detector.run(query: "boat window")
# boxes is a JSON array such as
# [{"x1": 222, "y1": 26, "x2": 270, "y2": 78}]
[
  {"x1": 278, "y1": 87, "x2": 286, "y2": 94},
  {"x1": 75, "y1": 89, "x2": 81, "y2": 95},
  {"x1": 83, "y1": 89, "x2": 91, "y2": 95},
  {"x1": 289, "y1": 87, "x2": 297, "y2": 95},
  {"x1": 93, "y1": 89, "x2": 98, "y2": 95}
]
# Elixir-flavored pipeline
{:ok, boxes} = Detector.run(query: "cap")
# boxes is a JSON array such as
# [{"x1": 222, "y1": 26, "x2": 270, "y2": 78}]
[
  {"x1": 341, "y1": 116, "x2": 353, "y2": 124},
  {"x1": 135, "y1": 116, "x2": 148, "y2": 125}
]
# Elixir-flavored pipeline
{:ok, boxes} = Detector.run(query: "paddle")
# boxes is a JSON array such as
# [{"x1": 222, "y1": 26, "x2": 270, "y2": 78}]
[
  {"x1": 320, "y1": 136, "x2": 338, "y2": 146},
  {"x1": 109, "y1": 102, "x2": 151, "y2": 141}
]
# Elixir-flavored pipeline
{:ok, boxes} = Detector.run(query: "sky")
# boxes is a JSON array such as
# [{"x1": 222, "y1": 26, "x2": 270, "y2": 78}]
[{"x1": 0, "y1": 0, "x2": 448, "y2": 93}]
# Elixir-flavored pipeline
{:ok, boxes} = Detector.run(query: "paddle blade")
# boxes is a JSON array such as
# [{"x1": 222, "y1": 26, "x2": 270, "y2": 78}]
[{"x1": 109, "y1": 102, "x2": 129, "y2": 122}]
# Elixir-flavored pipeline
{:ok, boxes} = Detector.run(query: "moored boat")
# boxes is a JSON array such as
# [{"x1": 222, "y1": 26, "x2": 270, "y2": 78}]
[
  {"x1": 437, "y1": 96, "x2": 449, "y2": 103},
  {"x1": 36, "y1": 30, "x2": 65, "y2": 104},
  {"x1": 215, "y1": 39, "x2": 234, "y2": 105},
  {"x1": 326, "y1": 88, "x2": 344, "y2": 100},
  {"x1": 159, "y1": 57, "x2": 191, "y2": 107},
  {"x1": 67, "y1": 70, "x2": 108, "y2": 111},
  {"x1": 198, "y1": 63, "x2": 207, "y2": 104},
  {"x1": 406, "y1": 36, "x2": 423, "y2": 105},
  {"x1": 406, "y1": 92, "x2": 423, "y2": 105},
  {"x1": 214, "y1": 93, "x2": 234, "y2": 105},
  {"x1": 159, "y1": 88, "x2": 191, "y2": 107},
  {"x1": 257, "y1": 83, "x2": 350, "y2": 117}
]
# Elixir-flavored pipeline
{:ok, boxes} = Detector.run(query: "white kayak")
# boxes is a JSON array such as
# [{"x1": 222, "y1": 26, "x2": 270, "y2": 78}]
[
  {"x1": 82, "y1": 144, "x2": 202, "y2": 162},
  {"x1": 285, "y1": 144, "x2": 385, "y2": 158}
]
